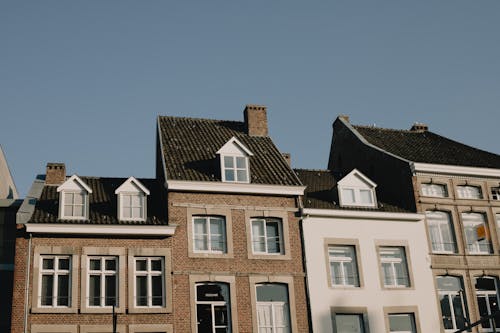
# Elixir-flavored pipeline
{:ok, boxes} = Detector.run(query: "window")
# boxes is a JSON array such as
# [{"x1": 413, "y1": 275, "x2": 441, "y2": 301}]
[
  {"x1": 88, "y1": 257, "x2": 117, "y2": 307},
  {"x1": 437, "y1": 276, "x2": 469, "y2": 332},
  {"x1": 475, "y1": 277, "x2": 500, "y2": 332},
  {"x1": 461, "y1": 212, "x2": 492, "y2": 254},
  {"x1": 62, "y1": 191, "x2": 87, "y2": 219},
  {"x1": 457, "y1": 185, "x2": 483, "y2": 199},
  {"x1": 222, "y1": 155, "x2": 249, "y2": 183},
  {"x1": 256, "y1": 284, "x2": 290, "y2": 333},
  {"x1": 196, "y1": 283, "x2": 231, "y2": 333},
  {"x1": 328, "y1": 245, "x2": 360, "y2": 287},
  {"x1": 421, "y1": 183, "x2": 448, "y2": 197},
  {"x1": 340, "y1": 188, "x2": 374, "y2": 207},
  {"x1": 388, "y1": 314, "x2": 416, "y2": 333},
  {"x1": 134, "y1": 257, "x2": 164, "y2": 307},
  {"x1": 121, "y1": 193, "x2": 145, "y2": 220},
  {"x1": 193, "y1": 216, "x2": 227, "y2": 253},
  {"x1": 39, "y1": 256, "x2": 71, "y2": 307},
  {"x1": 334, "y1": 314, "x2": 365, "y2": 333},
  {"x1": 425, "y1": 211, "x2": 457, "y2": 253},
  {"x1": 379, "y1": 247, "x2": 410, "y2": 288},
  {"x1": 251, "y1": 218, "x2": 284, "y2": 255},
  {"x1": 491, "y1": 187, "x2": 500, "y2": 201}
]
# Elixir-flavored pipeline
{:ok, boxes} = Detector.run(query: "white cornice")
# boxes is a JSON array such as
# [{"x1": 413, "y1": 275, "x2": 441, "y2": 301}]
[
  {"x1": 302, "y1": 208, "x2": 423, "y2": 221},
  {"x1": 166, "y1": 180, "x2": 305, "y2": 195},
  {"x1": 25, "y1": 223, "x2": 176, "y2": 236},
  {"x1": 411, "y1": 162, "x2": 500, "y2": 178}
]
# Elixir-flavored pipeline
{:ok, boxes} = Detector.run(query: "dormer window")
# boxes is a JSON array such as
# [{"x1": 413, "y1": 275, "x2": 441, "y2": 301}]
[
  {"x1": 338, "y1": 169, "x2": 377, "y2": 208},
  {"x1": 57, "y1": 175, "x2": 92, "y2": 220},
  {"x1": 115, "y1": 177, "x2": 150, "y2": 221},
  {"x1": 216, "y1": 137, "x2": 253, "y2": 183}
]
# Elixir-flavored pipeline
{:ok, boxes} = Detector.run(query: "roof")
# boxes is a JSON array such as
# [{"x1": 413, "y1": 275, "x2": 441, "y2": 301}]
[
  {"x1": 28, "y1": 177, "x2": 167, "y2": 225},
  {"x1": 352, "y1": 125, "x2": 500, "y2": 169},
  {"x1": 0, "y1": 145, "x2": 18, "y2": 199},
  {"x1": 294, "y1": 168, "x2": 408, "y2": 212},
  {"x1": 158, "y1": 116, "x2": 302, "y2": 186}
]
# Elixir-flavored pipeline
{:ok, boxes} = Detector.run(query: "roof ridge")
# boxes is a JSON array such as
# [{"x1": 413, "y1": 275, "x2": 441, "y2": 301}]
[
  {"x1": 158, "y1": 115, "x2": 244, "y2": 124},
  {"x1": 294, "y1": 168, "x2": 331, "y2": 172},
  {"x1": 353, "y1": 124, "x2": 415, "y2": 133}
]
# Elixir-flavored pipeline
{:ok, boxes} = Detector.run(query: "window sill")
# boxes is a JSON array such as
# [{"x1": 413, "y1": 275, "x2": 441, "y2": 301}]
[
  {"x1": 248, "y1": 253, "x2": 291, "y2": 260},
  {"x1": 31, "y1": 306, "x2": 78, "y2": 314},
  {"x1": 80, "y1": 306, "x2": 126, "y2": 314},
  {"x1": 189, "y1": 252, "x2": 233, "y2": 259},
  {"x1": 128, "y1": 306, "x2": 169, "y2": 314}
]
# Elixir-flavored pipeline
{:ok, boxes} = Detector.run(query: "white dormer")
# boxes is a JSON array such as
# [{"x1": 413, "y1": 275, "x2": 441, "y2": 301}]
[
  {"x1": 115, "y1": 177, "x2": 150, "y2": 221},
  {"x1": 337, "y1": 169, "x2": 377, "y2": 208},
  {"x1": 216, "y1": 137, "x2": 253, "y2": 183},
  {"x1": 57, "y1": 175, "x2": 93, "y2": 220}
]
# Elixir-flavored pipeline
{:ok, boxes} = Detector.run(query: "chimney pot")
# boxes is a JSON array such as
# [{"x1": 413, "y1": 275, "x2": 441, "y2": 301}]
[
  {"x1": 244, "y1": 104, "x2": 268, "y2": 136},
  {"x1": 45, "y1": 163, "x2": 66, "y2": 185},
  {"x1": 410, "y1": 122, "x2": 428, "y2": 132}
]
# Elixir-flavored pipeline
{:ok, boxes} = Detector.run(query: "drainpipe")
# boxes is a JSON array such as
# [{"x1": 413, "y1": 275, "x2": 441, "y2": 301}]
[{"x1": 24, "y1": 233, "x2": 32, "y2": 333}]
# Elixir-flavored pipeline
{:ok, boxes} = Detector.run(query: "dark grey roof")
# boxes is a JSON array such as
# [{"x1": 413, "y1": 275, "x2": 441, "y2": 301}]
[
  {"x1": 294, "y1": 168, "x2": 409, "y2": 213},
  {"x1": 29, "y1": 177, "x2": 167, "y2": 225},
  {"x1": 353, "y1": 125, "x2": 500, "y2": 169},
  {"x1": 158, "y1": 116, "x2": 302, "y2": 186}
]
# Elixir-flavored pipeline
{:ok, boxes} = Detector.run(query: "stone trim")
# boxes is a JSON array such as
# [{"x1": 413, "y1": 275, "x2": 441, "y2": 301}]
[
  {"x1": 323, "y1": 238, "x2": 365, "y2": 289},
  {"x1": 383, "y1": 305, "x2": 421, "y2": 333},
  {"x1": 31, "y1": 246, "x2": 79, "y2": 314},
  {"x1": 31, "y1": 325, "x2": 77, "y2": 333},
  {"x1": 127, "y1": 247, "x2": 172, "y2": 313},
  {"x1": 80, "y1": 247, "x2": 126, "y2": 313},
  {"x1": 248, "y1": 275, "x2": 298, "y2": 333},
  {"x1": 189, "y1": 274, "x2": 239, "y2": 333},
  {"x1": 128, "y1": 324, "x2": 173, "y2": 333},
  {"x1": 186, "y1": 207, "x2": 234, "y2": 259},
  {"x1": 245, "y1": 209, "x2": 291, "y2": 260},
  {"x1": 330, "y1": 306, "x2": 370, "y2": 333},
  {"x1": 374, "y1": 240, "x2": 415, "y2": 291},
  {"x1": 80, "y1": 325, "x2": 126, "y2": 333}
]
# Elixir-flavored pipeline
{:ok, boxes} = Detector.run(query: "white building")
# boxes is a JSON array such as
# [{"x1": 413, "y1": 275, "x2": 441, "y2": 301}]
[{"x1": 295, "y1": 168, "x2": 441, "y2": 333}]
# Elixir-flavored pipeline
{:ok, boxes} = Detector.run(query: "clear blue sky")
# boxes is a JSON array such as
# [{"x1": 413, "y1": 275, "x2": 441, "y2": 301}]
[{"x1": 2, "y1": 1, "x2": 500, "y2": 197}]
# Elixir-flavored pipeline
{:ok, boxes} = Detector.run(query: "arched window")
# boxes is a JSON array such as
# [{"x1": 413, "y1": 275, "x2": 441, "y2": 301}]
[
  {"x1": 425, "y1": 211, "x2": 457, "y2": 253},
  {"x1": 256, "y1": 284, "x2": 290, "y2": 333},
  {"x1": 437, "y1": 276, "x2": 469, "y2": 332}
]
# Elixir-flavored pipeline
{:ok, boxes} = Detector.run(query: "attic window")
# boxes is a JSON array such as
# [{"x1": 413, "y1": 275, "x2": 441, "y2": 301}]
[
  {"x1": 57, "y1": 175, "x2": 92, "y2": 220},
  {"x1": 216, "y1": 137, "x2": 253, "y2": 184},
  {"x1": 337, "y1": 169, "x2": 377, "y2": 208},
  {"x1": 115, "y1": 177, "x2": 150, "y2": 222}
]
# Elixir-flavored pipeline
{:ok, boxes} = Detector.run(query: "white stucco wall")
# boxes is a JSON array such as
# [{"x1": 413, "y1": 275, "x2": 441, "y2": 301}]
[{"x1": 302, "y1": 212, "x2": 441, "y2": 332}]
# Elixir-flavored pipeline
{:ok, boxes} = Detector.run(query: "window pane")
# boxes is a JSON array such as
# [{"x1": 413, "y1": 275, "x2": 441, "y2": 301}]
[
  {"x1": 256, "y1": 284, "x2": 288, "y2": 302},
  {"x1": 57, "y1": 275, "x2": 69, "y2": 306},
  {"x1": 74, "y1": 193, "x2": 84, "y2": 204},
  {"x1": 89, "y1": 259, "x2": 101, "y2": 270},
  {"x1": 266, "y1": 221, "x2": 281, "y2": 253},
  {"x1": 73, "y1": 205, "x2": 84, "y2": 217},
  {"x1": 359, "y1": 189, "x2": 372, "y2": 204},
  {"x1": 225, "y1": 170, "x2": 234, "y2": 182},
  {"x1": 105, "y1": 259, "x2": 116, "y2": 271},
  {"x1": 151, "y1": 259, "x2": 162, "y2": 272},
  {"x1": 236, "y1": 156, "x2": 246, "y2": 169},
  {"x1": 224, "y1": 156, "x2": 234, "y2": 168},
  {"x1": 214, "y1": 305, "x2": 229, "y2": 325},
  {"x1": 335, "y1": 314, "x2": 364, "y2": 333},
  {"x1": 41, "y1": 275, "x2": 53, "y2": 306},
  {"x1": 42, "y1": 258, "x2": 54, "y2": 270},
  {"x1": 342, "y1": 188, "x2": 355, "y2": 204},
  {"x1": 64, "y1": 205, "x2": 73, "y2": 216},
  {"x1": 135, "y1": 259, "x2": 147, "y2": 271},
  {"x1": 58, "y1": 258, "x2": 70, "y2": 270},
  {"x1": 252, "y1": 221, "x2": 266, "y2": 252},
  {"x1": 89, "y1": 275, "x2": 101, "y2": 306},
  {"x1": 131, "y1": 194, "x2": 141, "y2": 206},
  {"x1": 477, "y1": 296, "x2": 491, "y2": 329},
  {"x1": 236, "y1": 170, "x2": 247, "y2": 182},
  {"x1": 440, "y1": 294, "x2": 453, "y2": 329},
  {"x1": 422, "y1": 183, "x2": 448, "y2": 197},
  {"x1": 105, "y1": 275, "x2": 116, "y2": 306},
  {"x1": 389, "y1": 314, "x2": 415, "y2": 332},
  {"x1": 457, "y1": 185, "x2": 482, "y2": 199},
  {"x1": 131, "y1": 207, "x2": 142, "y2": 218},
  {"x1": 151, "y1": 275, "x2": 163, "y2": 306},
  {"x1": 136, "y1": 276, "x2": 147, "y2": 306}
]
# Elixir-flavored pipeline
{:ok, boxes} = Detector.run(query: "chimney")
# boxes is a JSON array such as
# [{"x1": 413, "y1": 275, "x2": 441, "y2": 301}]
[
  {"x1": 45, "y1": 163, "x2": 66, "y2": 185},
  {"x1": 410, "y1": 122, "x2": 428, "y2": 132},
  {"x1": 244, "y1": 104, "x2": 268, "y2": 136},
  {"x1": 338, "y1": 115, "x2": 350, "y2": 123},
  {"x1": 282, "y1": 153, "x2": 291, "y2": 166}
]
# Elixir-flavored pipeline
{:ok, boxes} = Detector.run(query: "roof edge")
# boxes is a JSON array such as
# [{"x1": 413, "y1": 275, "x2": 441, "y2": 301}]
[
  {"x1": 302, "y1": 208, "x2": 423, "y2": 221},
  {"x1": 166, "y1": 180, "x2": 305, "y2": 195}
]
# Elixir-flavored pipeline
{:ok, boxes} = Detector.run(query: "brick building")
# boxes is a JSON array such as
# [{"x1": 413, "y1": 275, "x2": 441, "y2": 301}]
[
  {"x1": 329, "y1": 116, "x2": 500, "y2": 332},
  {"x1": 156, "y1": 105, "x2": 309, "y2": 332}
]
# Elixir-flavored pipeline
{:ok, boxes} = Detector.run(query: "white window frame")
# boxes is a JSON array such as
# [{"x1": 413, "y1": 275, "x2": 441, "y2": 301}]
[
  {"x1": 425, "y1": 211, "x2": 457, "y2": 254},
  {"x1": 475, "y1": 276, "x2": 500, "y2": 333},
  {"x1": 379, "y1": 247, "x2": 410, "y2": 288},
  {"x1": 119, "y1": 192, "x2": 146, "y2": 221},
  {"x1": 87, "y1": 256, "x2": 118, "y2": 308},
  {"x1": 388, "y1": 313, "x2": 417, "y2": 333},
  {"x1": 461, "y1": 212, "x2": 492, "y2": 254},
  {"x1": 193, "y1": 216, "x2": 227, "y2": 254},
  {"x1": 339, "y1": 187, "x2": 376, "y2": 207},
  {"x1": 134, "y1": 257, "x2": 165, "y2": 308},
  {"x1": 251, "y1": 218, "x2": 284, "y2": 255},
  {"x1": 255, "y1": 284, "x2": 290, "y2": 333},
  {"x1": 60, "y1": 191, "x2": 87, "y2": 220},
  {"x1": 39, "y1": 255, "x2": 71, "y2": 307},
  {"x1": 456, "y1": 185, "x2": 483, "y2": 199},
  {"x1": 195, "y1": 282, "x2": 232, "y2": 333},
  {"x1": 328, "y1": 245, "x2": 360, "y2": 287},
  {"x1": 421, "y1": 183, "x2": 448, "y2": 197},
  {"x1": 221, "y1": 154, "x2": 250, "y2": 183},
  {"x1": 437, "y1": 276, "x2": 469, "y2": 333}
]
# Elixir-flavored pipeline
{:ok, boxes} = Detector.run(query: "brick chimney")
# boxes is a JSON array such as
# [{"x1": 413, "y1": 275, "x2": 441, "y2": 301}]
[
  {"x1": 244, "y1": 105, "x2": 268, "y2": 136},
  {"x1": 410, "y1": 122, "x2": 428, "y2": 132},
  {"x1": 45, "y1": 163, "x2": 66, "y2": 185}
]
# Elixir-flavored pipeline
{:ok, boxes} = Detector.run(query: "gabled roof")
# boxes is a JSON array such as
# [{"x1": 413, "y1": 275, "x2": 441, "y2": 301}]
[
  {"x1": 115, "y1": 176, "x2": 150, "y2": 195},
  {"x1": 29, "y1": 177, "x2": 167, "y2": 225},
  {"x1": 351, "y1": 124, "x2": 500, "y2": 169},
  {"x1": 57, "y1": 174, "x2": 93, "y2": 193},
  {"x1": 158, "y1": 116, "x2": 301, "y2": 186},
  {"x1": 337, "y1": 168, "x2": 377, "y2": 188},
  {"x1": 294, "y1": 168, "x2": 408, "y2": 212},
  {"x1": 216, "y1": 137, "x2": 254, "y2": 156}
]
